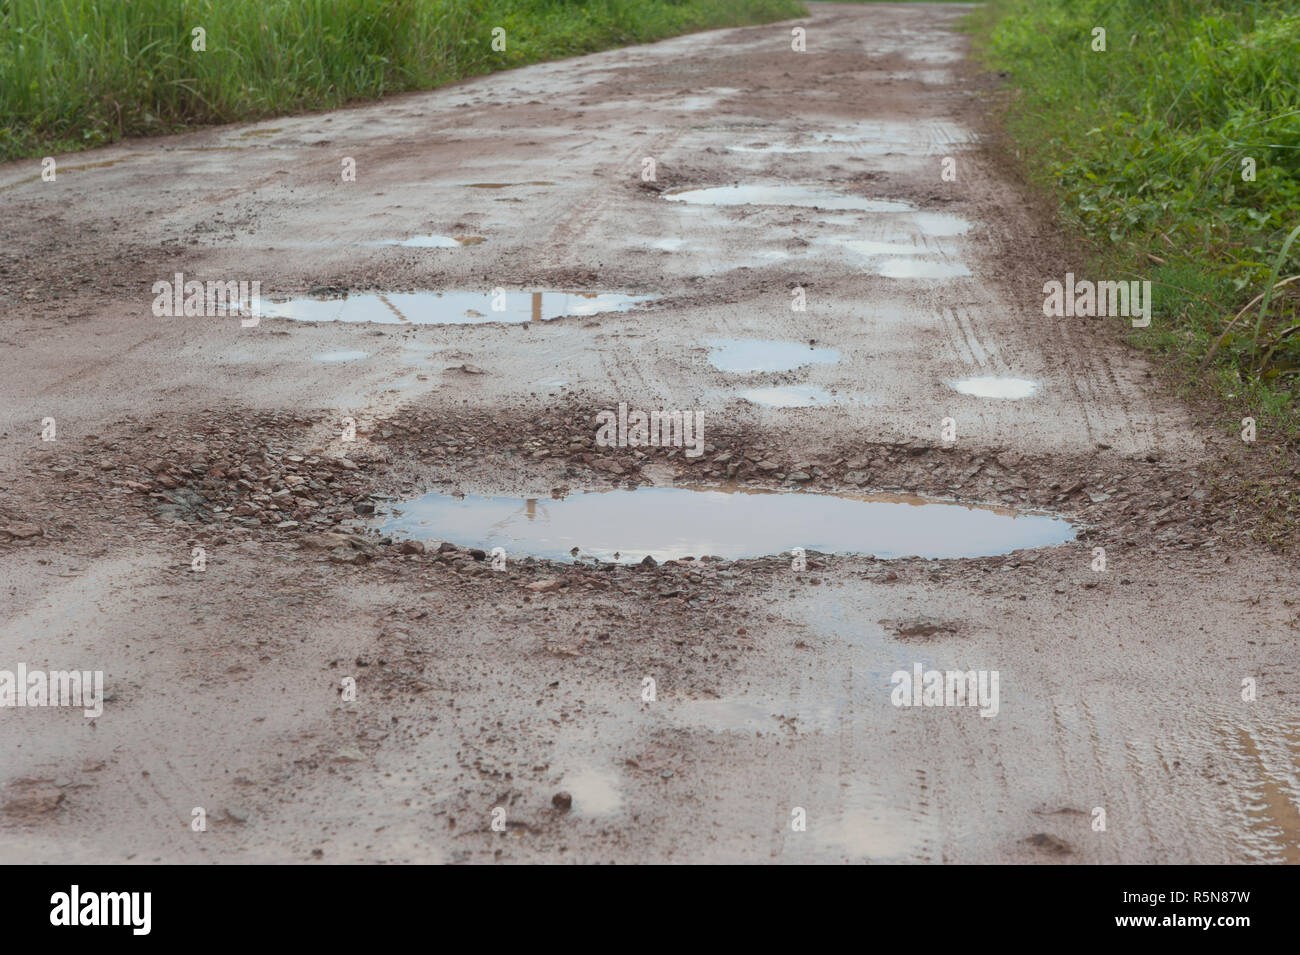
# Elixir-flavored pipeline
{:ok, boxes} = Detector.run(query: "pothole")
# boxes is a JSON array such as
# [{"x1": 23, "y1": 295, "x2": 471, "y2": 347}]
[
  {"x1": 708, "y1": 339, "x2": 840, "y2": 373},
  {"x1": 664, "y1": 184, "x2": 914, "y2": 212},
  {"x1": 950, "y1": 377, "x2": 1039, "y2": 399},
  {"x1": 379, "y1": 486, "x2": 1075, "y2": 563},
  {"x1": 254, "y1": 290, "x2": 655, "y2": 325}
]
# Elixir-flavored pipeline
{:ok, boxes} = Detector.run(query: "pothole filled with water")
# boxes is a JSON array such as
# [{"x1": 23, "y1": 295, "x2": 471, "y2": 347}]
[
  {"x1": 950, "y1": 376, "x2": 1039, "y2": 399},
  {"x1": 380, "y1": 486, "x2": 1075, "y2": 563},
  {"x1": 708, "y1": 339, "x2": 840, "y2": 373},
  {"x1": 665, "y1": 185, "x2": 913, "y2": 212},
  {"x1": 254, "y1": 290, "x2": 655, "y2": 325}
]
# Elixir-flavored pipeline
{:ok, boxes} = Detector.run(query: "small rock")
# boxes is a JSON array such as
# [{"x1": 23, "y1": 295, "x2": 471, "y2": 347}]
[
  {"x1": 551, "y1": 792, "x2": 573, "y2": 812},
  {"x1": 526, "y1": 578, "x2": 563, "y2": 593}
]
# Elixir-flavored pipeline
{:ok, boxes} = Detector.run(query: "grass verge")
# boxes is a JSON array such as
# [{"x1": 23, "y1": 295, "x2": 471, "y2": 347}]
[
  {"x1": 0, "y1": 0, "x2": 806, "y2": 162},
  {"x1": 968, "y1": 0, "x2": 1300, "y2": 544}
]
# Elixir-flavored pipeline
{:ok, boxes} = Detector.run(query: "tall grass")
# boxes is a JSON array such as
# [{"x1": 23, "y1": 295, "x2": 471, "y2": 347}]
[
  {"x1": 970, "y1": 0, "x2": 1300, "y2": 428},
  {"x1": 0, "y1": 0, "x2": 806, "y2": 161}
]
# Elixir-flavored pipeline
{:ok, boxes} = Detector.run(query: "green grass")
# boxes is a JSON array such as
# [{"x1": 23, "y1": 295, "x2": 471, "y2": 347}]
[
  {"x1": 968, "y1": 0, "x2": 1300, "y2": 453},
  {"x1": 0, "y1": 0, "x2": 806, "y2": 162}
]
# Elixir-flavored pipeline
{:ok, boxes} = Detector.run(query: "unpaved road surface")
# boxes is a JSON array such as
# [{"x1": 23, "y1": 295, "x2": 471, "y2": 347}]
[{"x1": 2, "y1": 3, "x2": 1297, "y2": 864}]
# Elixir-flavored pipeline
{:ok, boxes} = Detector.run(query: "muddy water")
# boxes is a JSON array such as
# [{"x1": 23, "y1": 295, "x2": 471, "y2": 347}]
[
  {"x1": 381, "y1": 486, "x2": 1075, "y2": 563},
  {"x1": 255, "y1": 290, "x2": 654, "y2": 325},
  {"x1": 708, "y1": 340, "x2": 840, "y2": 373},
  {"x1": 665, "y1": 184, "x2": 913, "y2": 212}
]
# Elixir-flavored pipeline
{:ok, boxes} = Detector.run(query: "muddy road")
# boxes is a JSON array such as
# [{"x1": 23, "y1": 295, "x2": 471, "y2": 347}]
[{"x1": 2, "y1": 2, "x2": 1297, "y2": 864}]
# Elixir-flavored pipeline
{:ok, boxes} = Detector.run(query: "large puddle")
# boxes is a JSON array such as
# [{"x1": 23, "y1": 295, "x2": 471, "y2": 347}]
[
  {"x1": 253, "y1": 291, "x2": 654, "y2": 325},
  {"x1": 380, "y1": 486, "x2": 1074, "y2": 563},
  {"x1": 665, "y1": 185, "x2": 913, "y2": 212},
  {"x1": 708, "y1": 339, "x2": 840, "y2": 374}
]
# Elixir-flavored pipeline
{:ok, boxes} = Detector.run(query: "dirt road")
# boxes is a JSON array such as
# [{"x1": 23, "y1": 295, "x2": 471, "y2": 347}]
[{"x1": 2, "y1": 2, "x2": 1297, "y2": 864}]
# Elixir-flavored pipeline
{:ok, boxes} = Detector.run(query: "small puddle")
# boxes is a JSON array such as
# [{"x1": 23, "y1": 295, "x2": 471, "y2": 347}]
[
  {"x1": 872, "y1": 258, "x2": 971, "y2": 280},
  {"x1": 372, "y1": 235, "x2": 485, "y2": 248},
  {"x1": 665, "y1": 185, "x2": 913, "y2": 212},
  {"x1": 237, "y1": 127, "x2": 283, "y2": 138},
  {"x1": 708, "y1": 340, "x2": 840, "y2": 374},
  {"x1": 254, "y1": 290, "x2": 654, "y2": 325},
  {"x1": 951, "y1": 376, "x2": 1039, "y2": 399},
  {"x1": 380, "y1": 486, "x2": 1075, "y2": 563},
  {"x1": 313, "y1": 350, "x2": 369, "y2": 363}
]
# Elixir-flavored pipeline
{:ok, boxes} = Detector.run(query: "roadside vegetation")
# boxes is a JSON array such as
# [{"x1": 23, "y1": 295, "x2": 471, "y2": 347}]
[
  {"x1": 0, "y1": 0, "x2": 806, "y2": 162},
  {"x1": 970, "y1": 0, "x2": 1300, "y2": 542}
]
